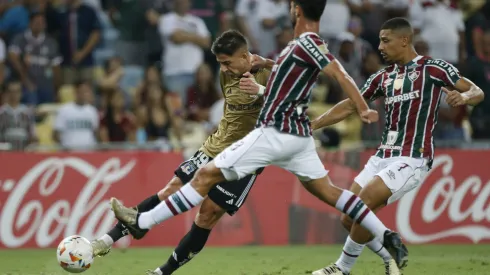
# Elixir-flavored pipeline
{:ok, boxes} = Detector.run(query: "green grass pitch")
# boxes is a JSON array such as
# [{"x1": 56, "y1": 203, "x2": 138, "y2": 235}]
[{"x1": 2, "y1": 245, "x2": 489, "y2": 274}]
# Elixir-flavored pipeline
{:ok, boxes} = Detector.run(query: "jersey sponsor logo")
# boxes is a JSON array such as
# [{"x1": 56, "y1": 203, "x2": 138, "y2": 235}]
[
  {"x1": 227, "y1": 102, "x2": 262, "y2": 111},
  {"x1": 299, "y1": 37, "x2": 325, "y2": 62},
  {"x1": 427, "y1": 59, "x2": 458, "y2": 77},
  {"x1": 385, "y1": 90, "x2": 420, "y2": 105}
]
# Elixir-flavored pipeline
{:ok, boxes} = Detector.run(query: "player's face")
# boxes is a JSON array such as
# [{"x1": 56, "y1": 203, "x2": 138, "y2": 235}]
[
  {"x1": 216, "y1": 51, "x2": 249, "y2": 77},
  {"x1": 378, "y1": 29, "x2": 406, "y2": 63}
]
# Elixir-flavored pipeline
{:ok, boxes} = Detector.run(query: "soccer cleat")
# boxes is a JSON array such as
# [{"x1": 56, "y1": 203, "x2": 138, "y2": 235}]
[
  {"x1": 145, "y1": 270, "x2": 159, "y2": 275},
  {"x1": 110, "y1": 197, "x2": 148, "y2": 240},
  {"x1": 90, "y1": 240, "x2": 111, "y2": 257},
  {"x1": 385, "y1": 259, "x2": 401, "y2": 275},
  {"x1": 383, "y1": 231, "x2": 408, "y2": 269},
  {"x1": 312, "y1": 264, "x2": 347, "y2": 275}
]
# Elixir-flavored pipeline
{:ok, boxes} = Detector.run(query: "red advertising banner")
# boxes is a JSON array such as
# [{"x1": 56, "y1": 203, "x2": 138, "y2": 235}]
[{"x1": 0, "y1": 150, "x2": 488, "y2": 249}]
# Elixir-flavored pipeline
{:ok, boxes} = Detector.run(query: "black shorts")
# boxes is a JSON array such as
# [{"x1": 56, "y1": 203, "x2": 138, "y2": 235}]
[{"x1": 174, "y1": 150, "x2": 263, "y2": 215}]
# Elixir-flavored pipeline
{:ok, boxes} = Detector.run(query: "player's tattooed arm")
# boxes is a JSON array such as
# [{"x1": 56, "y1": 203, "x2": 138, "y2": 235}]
[
  {"x1": 443, "y1": 77, "x2": 485, "y2": 107},
  {"x1": 322, "y1": 60, "x2": 378, "y2": 124}
]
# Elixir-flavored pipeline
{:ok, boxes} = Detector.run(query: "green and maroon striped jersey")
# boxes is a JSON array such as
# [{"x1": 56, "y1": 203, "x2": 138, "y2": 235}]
[
  {"x1": 256, "y1": 32, "x2": 335, "y2": 136},
  {"x1": 361, "y1": 56, "x2": 462, "y2": 161}
]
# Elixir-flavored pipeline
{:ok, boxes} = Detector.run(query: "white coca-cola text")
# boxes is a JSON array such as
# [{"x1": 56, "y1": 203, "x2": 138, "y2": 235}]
[{"x1": 0, "y1": 157, "x2": 136, "y2": 248}]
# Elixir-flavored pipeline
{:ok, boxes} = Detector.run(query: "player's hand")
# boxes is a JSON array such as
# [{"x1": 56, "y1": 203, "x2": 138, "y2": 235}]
[
  {"x1": 359, "y1": 109, "x2": 379, "y2": 124},
  {"x1": 250, "y1": 54, "x2": 266, "y2": 69},
  {"x1": 239, "y1": 72, "x2": 260, "y2": 95},
  {"x1": 442, "y1": 87, "x2": 469, "y2": 107}
]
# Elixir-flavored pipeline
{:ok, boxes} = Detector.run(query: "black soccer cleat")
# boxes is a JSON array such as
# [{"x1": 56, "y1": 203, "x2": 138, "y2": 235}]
[
  {"x1": 110, "y1": 198, "x2": 149, "y2": 240},
  {"x1": 383, "y1": 230, "x2": 409, "y2": 269}
]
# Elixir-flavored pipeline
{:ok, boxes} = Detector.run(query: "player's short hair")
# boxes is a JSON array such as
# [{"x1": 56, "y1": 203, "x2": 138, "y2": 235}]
[
  {"x1": 381, "y1": 17, "x2": 413, "y2": 31},
  {"x1": 292, "y1": 0, "x2": 327, "y2": 22},
  {"x1": 211, "y1": 30, "x2": 248, "y2": 56}
]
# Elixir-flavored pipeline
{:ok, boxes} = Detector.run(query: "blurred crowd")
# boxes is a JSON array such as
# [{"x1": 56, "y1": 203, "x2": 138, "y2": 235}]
[{"x1": 0, "y1": 0, "x2": 489, "y2": 152}]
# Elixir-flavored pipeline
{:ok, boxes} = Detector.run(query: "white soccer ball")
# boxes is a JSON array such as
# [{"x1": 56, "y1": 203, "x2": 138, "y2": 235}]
[{"x1": 56, "y1": 235, "x2": 94, "y2": 273}]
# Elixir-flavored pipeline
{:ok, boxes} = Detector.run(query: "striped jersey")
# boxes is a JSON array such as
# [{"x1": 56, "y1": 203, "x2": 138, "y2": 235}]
[
  {"x1": 362, "y1": 56, "x2": 462, "y2": 161},
  {"x1": 256, "y1": 32, "x2": 335, "y2": 136}
]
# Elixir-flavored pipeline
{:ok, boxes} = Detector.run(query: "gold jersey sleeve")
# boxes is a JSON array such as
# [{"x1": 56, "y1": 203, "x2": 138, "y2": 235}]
[{"x1": 200, "y1": 68, "x2": 270, "y2": 158}]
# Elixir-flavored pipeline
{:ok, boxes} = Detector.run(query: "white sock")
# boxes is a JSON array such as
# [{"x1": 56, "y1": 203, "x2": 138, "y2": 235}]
[
  {"x1": 138, "y1": 184, "x2": 204, "y2": 229},
  {"x1": 366, "y1": 237, "x2": 392, "y2": 263},
  {"x1": 153, "y1": 268, "x2": 163, "y2": 275},
  {"x1": 335, "y1": 190, "x2": 388, "y2": 240},
  {"x1": 335, "y1": 236, "x2": 365, "y2": 274},
  {"x1": 99, "y1": 234, "x2": 114, "y2": 246}
]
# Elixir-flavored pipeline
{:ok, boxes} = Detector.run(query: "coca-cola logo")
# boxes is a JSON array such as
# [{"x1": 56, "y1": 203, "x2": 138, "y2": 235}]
[
  {"x1": 397, "y1": 154, "x2": 490, "y2": 243},
  {"x1": 0, "y1": 157, "x2": 136, "y2": 248}
]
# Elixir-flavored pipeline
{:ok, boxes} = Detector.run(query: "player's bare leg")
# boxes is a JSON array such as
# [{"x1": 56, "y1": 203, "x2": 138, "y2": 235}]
[
  {"x1": 91, "y1": 178, "x2": 184, "y2": 256},
  {"x1": 314, "y1": 181, "x2": 399, "y2": 275},
  {"x1": 147, "y1": 198, "x2": 226, "y2": 275},
  {"x1": 110, "y1": 161, "x2": 226, "y2": 236},
  {"x1": 300, "y1": 175, "x2": 408, "y2": 268}
]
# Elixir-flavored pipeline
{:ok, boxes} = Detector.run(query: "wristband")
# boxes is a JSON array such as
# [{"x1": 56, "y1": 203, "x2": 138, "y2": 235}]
[{"x1": 257, "y1": 85, "x2": 265, "y2": 96}]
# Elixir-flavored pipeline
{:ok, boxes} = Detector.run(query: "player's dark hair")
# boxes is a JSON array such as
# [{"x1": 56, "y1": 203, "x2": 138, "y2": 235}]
[
  {"x1": 292, "y1": 0, "x2": 327, "y2": 21},
  {"x1": 29, "y1": 12, "x2": 44, "y2": 22},
  {"x1": 381, "y1": 17, "x2": 413, "y2": 31},
  {"x1": 211, "y1": 30, "x2": 248, "y2": 56}
]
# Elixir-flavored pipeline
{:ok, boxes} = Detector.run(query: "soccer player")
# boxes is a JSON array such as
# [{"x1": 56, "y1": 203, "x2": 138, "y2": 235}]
[
  {"x1": 310, "y1": 18, "x2": 484, "y2": 275},
  {"x1": 90, "y1": 30, "x2": 271, "y2": 275},
  {"x1": 110, "y1": 0, "x2": 410, "y2": 269}
]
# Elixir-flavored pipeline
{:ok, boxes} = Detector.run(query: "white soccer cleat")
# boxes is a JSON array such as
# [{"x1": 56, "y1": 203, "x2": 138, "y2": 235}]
[
  {"x1": 312, "y1": 264, "x2": 347, "y2": 275},
  {"x1": 385, "y1": 259, "x2": 402, "y2": 275},
  {"x1": 91, "y1": 239, "x2": 111, "y2": 257}
]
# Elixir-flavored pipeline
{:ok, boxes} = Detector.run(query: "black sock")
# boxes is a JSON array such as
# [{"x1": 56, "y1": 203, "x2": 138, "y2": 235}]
[
  {"x1": 106, "y1": 194, "x2": 161, "y2": 242},
  {"x1": 159, "y1": 223, "x2": 211, "y2": 275}
]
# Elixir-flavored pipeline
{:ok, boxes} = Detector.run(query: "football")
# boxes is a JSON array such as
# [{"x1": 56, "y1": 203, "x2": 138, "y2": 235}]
[{"x1": 56, "y1": 235, "x2": 94, "y2": 273}]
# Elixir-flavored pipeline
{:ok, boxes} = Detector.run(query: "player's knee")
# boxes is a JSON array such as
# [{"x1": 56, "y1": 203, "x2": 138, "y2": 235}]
[
  {"x1": 195, "y1": 201, "x2": 225, "y2": 229},
  {"x1": 194, "y1": 164, "x2": 222, "y2": 187},
  {"x1": 157, "y1": 178, "x2": 183, "y2": 201},
  {"x1": 340, "y1": 214, "x2": 353, "y2": 231}
]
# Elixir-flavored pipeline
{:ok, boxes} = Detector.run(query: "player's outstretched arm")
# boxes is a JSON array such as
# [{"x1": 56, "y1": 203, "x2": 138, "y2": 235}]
[
  {"x1": 443, "y1": 77, "x2": 485, "y2": 107},
  {"x1": 322, "y1": 60, "x2": 378, "y2": 124},
  {"x1": 311, "y1": 99, "x2": 356, "y2": 130}
]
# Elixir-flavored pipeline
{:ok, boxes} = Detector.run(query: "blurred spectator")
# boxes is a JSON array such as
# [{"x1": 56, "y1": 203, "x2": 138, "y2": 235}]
[
  {"x1": 434, "y1": 92, "x2": 467, "y2": 141},
  {"x1": 186, "y1": 63, "x2": 220, "y2": 122},
  {"x1": 9, "y1": 12, "x2": 61, "y2": 105},
  {"x1": 53, "y1": 80, "x2": 98, "y2": 149},
  {"x1": 411, "y1": 0, "x2": 465, "y2": 67},
  {"x1": 108, "y1": 0, "x2": 168, "y2": 66},
  {"x1": 256, "y1": 0, "x2": 289, "y2": 57},
  {"x1": 319, "y1": 0, "x2": 350, "y2": 45},
  {"x1": 0, "y1": 0, "x2": 29, "y2": 43},
  {"x1": 467, "y1": 31, "x2": 490, "y2": 139},
  {"x1": 36, "y1": 0, "x2": 60, "y2": 37},
  {"x1": 347, "y1": 16, "x2": 372, "y2": 62},
  {"x1": 57, "y1": 0, "x2": 101, "y2": 84},
  {"x1": 159, "y1": 0, "x2": 211, "y2": 103},
  {"x1": 136, "y1": 84, "x2": 183, "y2": 144},
  {"x1": 134, "y1": 65, "x2": 165, "y2": 107},
  {"x1": 268, "y1": 25, "x2": 293, "y2": 61},
  {"x1": 143, "y1": 0, "x2": 172, "y2": 66},
  {"x1": 0, "y1": 37, "x2": 5, "y2": 85},
  {"x1": 234, "y1": 0, "x2": 261, "y2": 53},
  {"x1": 99, "y1": 89, "x2": 136, "y2": 142},
  {"x1": 208, "y1": 97, "x2": 224, "y2": 134},
  {"x1": 335, "y1": 32, "x2": 363, "y2": 87},
  {"x1": 97, "y1": 56, "x2": 123, "y2": 106},
  {"x1": 0, "y1": 80, "x2": 36, "y2": 150},
  {"x1": 463, "y1": 10, "x2": 488, "y2": 59},
  {"x1": 190, "y1": 0, "x2": 231, "y2": 72}
]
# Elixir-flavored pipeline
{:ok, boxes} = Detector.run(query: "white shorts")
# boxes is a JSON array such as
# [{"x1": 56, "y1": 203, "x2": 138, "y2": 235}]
[
  {"x1": 355, "y1": 156, "x2": 429, "y2": 204},
  {"x1": 215, "y1": 127, "x2": 328, "y2": 182}
]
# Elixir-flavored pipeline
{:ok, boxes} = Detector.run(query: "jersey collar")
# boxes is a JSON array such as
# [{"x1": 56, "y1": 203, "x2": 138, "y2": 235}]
[
  {"x1": 298, "y1": 32, "x2": 320, "y2": 39},
  {"x1": 395, "y1": 55, "x2": 423, "y2": 71}
]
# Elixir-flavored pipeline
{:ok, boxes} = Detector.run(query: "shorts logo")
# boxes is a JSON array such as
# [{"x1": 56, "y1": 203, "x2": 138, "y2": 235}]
[
  {"x1": 226, "y1": 199, "x2": 234, "y2": 205},
  {"x1": 230, "y1": 140, "x2": 244, "y2": 151},
  {"x1": 181, "y1": 162, "x2": 196, "y2": 175},
  {"x1": 387, "y1": 170, "x2": 396, "y2": 180},
  {"x1": 398, "y1": 163, "x2": 410, "y2": 171}
]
